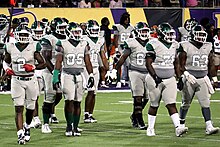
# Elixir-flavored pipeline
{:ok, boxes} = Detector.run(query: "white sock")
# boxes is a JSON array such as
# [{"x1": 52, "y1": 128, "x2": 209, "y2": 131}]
[
  {"x1": 17, "y1": 129, "x2": 24, "y2": 136},
  {"x1": 148, "y1": 114, "x2": 156, "y2": 129},
  {"x1": 84, "y1": 112, "x2": 89, "y2": 115},
  {"x1": 170, "y1": 113, "x2": 180, "y2": 128},
  {"x1": 205, "y1": 120, "x2": 212, "y2": 128},
  {"x1": 51, "y1": 114, "x2": 56, "y2": 117},
  {"x1": 89, "y1": 113, "x2": 93, "y2": 117}
]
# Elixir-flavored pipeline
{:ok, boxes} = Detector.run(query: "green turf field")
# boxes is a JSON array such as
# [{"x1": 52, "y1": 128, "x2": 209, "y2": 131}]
[{"x1": 0, "y1": 91, "x2": 220, "y2": 147}]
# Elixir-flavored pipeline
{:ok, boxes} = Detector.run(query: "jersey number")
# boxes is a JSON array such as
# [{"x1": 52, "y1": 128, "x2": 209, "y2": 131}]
[
  {"x1": 192, "y1": 55, "x2": 208, "y2": 67},
  {"x1": 121, "y1": 33, "x2": 130, "y2": 42},
  {"x1": 17, "y1": 58, "x2": 26, "y2": 72},
  {"x1": 66, "y1": 53, "x2": 84, "y2": 65},
  {"x1": 136, "y1": 53, "x2": 145, "y2": 66}
]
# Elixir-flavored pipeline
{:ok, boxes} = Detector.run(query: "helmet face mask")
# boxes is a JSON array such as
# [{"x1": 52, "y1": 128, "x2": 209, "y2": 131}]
[
  {"x1": 31, "y1": 21, "x2": 45, "y2": 40},
  {"x1": 51, "y1": 17, "x2": 68, "y2": 35},
  {"x1": 56, "y1": 23, "x2": 68, "y2": 35},
  {"x1": 135, "y1": 22, "x2": 150, "y2": 40},
  {"x1": 162, "y1": 29, "x2": 176, "y2": 43},
  {"x1": 87, "y1": 20, "x2": 100, "y2": 37},
  {"x1": 14, "y1": 26, "x2": 32, "y2": 44},
  {"x1": 158, "y1": 23, "x2": 176, "y2": 43},
  {"x1": 67, "y1": 22, "x2": 82, "y2": 41},
  {"x1": 191, "y1": 25, "x2": 207, "y2": 43}
]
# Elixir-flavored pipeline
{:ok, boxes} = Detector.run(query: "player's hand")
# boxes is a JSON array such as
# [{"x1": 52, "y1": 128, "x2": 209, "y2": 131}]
[
  {"x1": 5, "y1": 68, "x2": 15, "y2": 76},
  {"x1": 87, "y1": 73, "x2": 94, "y2": 88},
  {"x1": 177, "y1": 77, "x2": 184, "y2": 91},
  {"x1": 184, "y1": 71, "x2": 196, "y2": 84},
  {"x1": 23, "y1": 64, "x2": 36, "y2": 72},
  {"x1": 153, "y1": 75, "x2": 162, "y2": 88}
]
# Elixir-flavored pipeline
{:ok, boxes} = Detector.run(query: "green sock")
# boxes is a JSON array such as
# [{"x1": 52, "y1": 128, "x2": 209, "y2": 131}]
[
  {"x1": 73, "y1": 115, "x2": 80, "y2": 130},
  {"x1": 43, "y1": 113, "x2": 50, "y2": 124},
  {"x1": 65, "y1": 112, "x2": 73, "y2": 126}
]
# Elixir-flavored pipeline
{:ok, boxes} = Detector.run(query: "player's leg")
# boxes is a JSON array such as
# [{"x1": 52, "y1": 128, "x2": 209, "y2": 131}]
[
  {"x1": 129, "y1": 71, "x2": 147, "y2": 129},
  {"x1": 84, "y1": 91, "x2": 95, "y2": 123},
  {"x1": 73, "y1": 101, "x2": 81, "y2": 136},
  {"x1": 145, "y1": 74, "x2": 160, "y2": 136},
  {"x1": 11, "y1": 77, "x2": 26, "y2": 144},
  {"x1": 162, "y1": 77, "x2": 188, "y2": 137},
  {"x1": 196, "y1": 79, "x2": 219, "y2": 135},
  {"x1": 50, "y1": 72, "x2": 62, "y2": 123},
  {"x1": 179, "y1": 80, "x2": 195, "y2": 128},
  {"x1": 133, "y1": 96, "x2": 147, "y2": 130},
  {"x1": 50, "y1": 92, "x2": 62, "y2": 124},
  {"x1": 84, "y1": 68, "x2": 99, "y2": 123},
  {"x1": 30, "y1": 77, "x2": 43, "y2": 128},
  {"x1": 41, "y1": 72, "x2": 54, "y2": 133},
  {"x1": 24, "y1": 77, "x2": 39, "y2": 142}
]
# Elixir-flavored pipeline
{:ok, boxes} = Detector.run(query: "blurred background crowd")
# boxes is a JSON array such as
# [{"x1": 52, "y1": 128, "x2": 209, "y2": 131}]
[{"x1": 0, "y1": 0, "x2": 220, "y2": 8}]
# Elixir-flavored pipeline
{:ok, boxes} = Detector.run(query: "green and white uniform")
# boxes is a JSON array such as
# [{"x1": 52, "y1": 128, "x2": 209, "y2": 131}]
[
  {"x1": 146, "y1": 38, "x2": 178, "y2": 107},
  {"x1": 41, "y1": 34, "x2": 63, "y2": 103},
  {"x1": 83, "y1": 36, "x2": 104, "y2": 93},
  {"x1": 56, "y1": 39, "x2": 89, "y2": 102},
  {"x1": 178, "y1": 41, "x2": 212, "y2": 109},
  {"x1": 4, "y1": 42, "x2": 41, "y2": 109},
  {"x1": 123, "y1": 38, "x2": 148, "y2": 97}
]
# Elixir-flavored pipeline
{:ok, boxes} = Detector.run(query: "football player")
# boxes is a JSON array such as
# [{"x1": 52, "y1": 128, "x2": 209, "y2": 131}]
[
  {"x1": 145, "y1": 23, "x2": 188, "y2": 137},
  {"x1": 112, "y1": 12, "x2": 134, "y2": 88},
  {"x1": 29, "y1": 21, "x2": 46, "y2": 128},
  {"x1": 177, "y1": 25, "x2": 219, "y2": 135},
  {"x1": 115, "y1": 22, "x2": 150, "y2": 130},
  {"x1": 3, "y1": 25, "x2": 46, "y2": 144},
  {"x1": 41, "y1": 17, "x2": 68, "y2": 133},
  {"x1": 177, "y1": 18, "x2": 198, "y2": 42},
  {"x1": 83, "y1": 20, "x2": 109, "y2": 123},
  {"x1": 53, "y1": 22, "x2": 94, "y2": 136}
]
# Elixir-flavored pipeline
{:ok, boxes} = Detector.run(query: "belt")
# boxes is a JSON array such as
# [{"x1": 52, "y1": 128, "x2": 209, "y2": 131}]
[{"x1": 16, "y1": 77, "x2": 33, "y2": 81}]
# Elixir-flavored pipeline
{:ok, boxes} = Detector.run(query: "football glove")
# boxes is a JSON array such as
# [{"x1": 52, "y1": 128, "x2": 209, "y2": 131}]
[
  {"x1": 23, "y1": 64, "x2": 36, "y2": 72},
  {"x1": 183, "y1": 71, "x2": 197, "y2": 84},
  {"x1": 87, "y1": 73, "x2": 94, "y2": 88},
  {"x1": 177, "y1": 77, "x2": 184, "y2": 91},
  {"x1": 153, "y1": 75, "x2": 162, "y2": 88},
  {"x1": 5, "y1": 68, "x2": 15, "y2": 76}
]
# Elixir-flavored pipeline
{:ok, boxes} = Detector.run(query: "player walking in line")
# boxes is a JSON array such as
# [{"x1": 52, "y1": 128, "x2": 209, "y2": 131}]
[
  {"x1": 177, "y1": 25, "x2": 219, "y2": 135},
  {"x1": 145, "y1": 23, "x2": 188, "y2": 137},
  {"x1": 3, "y1": 25, "x2": 46, "y2": 144},
  {"x1": 115, "y1": 22, "x2": 150, "y2": 130}
]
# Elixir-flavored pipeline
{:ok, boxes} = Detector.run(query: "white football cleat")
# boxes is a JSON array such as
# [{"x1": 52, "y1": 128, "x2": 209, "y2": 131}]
[
  {"x1": 42, "y1": 124, "x2": 52, "y2": 133},
  {"x1": 17, "y1": 130, "x2": 25, "y2": 145},
  {"x1": 146, "y1": 128, "x2": 156, "y2": 136},
  {"x1": 176, "y1": 126, "x2": 188, "y2": 137},
  {"x1": 206, "y1": 126, "x2": 219, "y2": 135}
]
